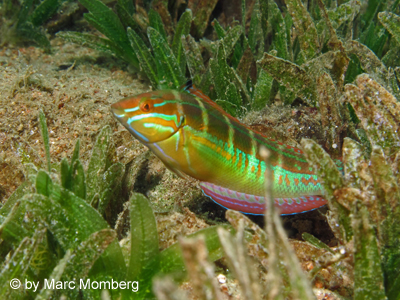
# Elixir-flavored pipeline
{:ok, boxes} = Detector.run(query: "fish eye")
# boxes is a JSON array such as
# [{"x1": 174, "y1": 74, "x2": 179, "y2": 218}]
[{"x1": 140, "y1": 101, "x2": 152, "y2": 112}]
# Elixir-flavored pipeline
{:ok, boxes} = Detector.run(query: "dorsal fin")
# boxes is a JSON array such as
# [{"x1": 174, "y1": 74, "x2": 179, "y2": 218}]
[
  {"x1": 181, "y1": 80, "x2": 244, "y2": 125},
  {"x1": 180, "y1": 80, "x2": 193, "y2": 91},
  {"x1": 180, "y1": 80, "x2": 208, "y2": 100}
]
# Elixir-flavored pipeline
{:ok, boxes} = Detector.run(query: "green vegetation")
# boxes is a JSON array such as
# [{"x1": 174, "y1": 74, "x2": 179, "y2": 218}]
[
  {"x1": 57, "y1": 0, "x2": 193, "y2": 90},
  {"x1": 0, "y1": 0, "x2": 64, "y2": 49},
  {"x1": 0, "y1": 111, "x2": 228, "y2": 299},
  {"x1": 1, "y1": 0, "x2": 400, "y2": 299},
  {"x1": 300, "y1": 72, "x2": 400, "y2": 298}
]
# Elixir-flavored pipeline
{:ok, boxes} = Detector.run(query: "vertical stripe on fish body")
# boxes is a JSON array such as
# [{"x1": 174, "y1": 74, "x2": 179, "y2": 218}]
[{"x1": 111, "y1": 84, "x2": 327, "y2": 215}]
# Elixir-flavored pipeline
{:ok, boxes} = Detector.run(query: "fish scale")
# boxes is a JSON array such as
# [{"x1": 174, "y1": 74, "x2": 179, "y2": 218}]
[{"x1": 111, "y1": 82, "x2": 329, "y2": 215}]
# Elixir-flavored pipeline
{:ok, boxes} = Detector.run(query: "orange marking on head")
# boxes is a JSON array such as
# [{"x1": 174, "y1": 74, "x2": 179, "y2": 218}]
[
  {"x1": 278, "y1": 175, "x2": 283, "y2": 185},
  {"x1": 285, "y1": 174, "x2": 290, "y2": 186},
  {"x1": 294, "y1": 178, "x2": 299, "y2": 186},
  {"x1": 251, "y1": 165, "x2": 255, "y2": 173}
]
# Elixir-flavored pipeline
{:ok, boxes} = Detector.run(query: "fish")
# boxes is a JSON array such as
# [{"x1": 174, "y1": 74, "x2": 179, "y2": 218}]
[{"x1": 111, "y1": 81, "x2": 327, "y2": 215}]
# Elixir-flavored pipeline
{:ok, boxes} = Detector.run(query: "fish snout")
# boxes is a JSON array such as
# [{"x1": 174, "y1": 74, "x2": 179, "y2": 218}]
[{"x1": 110, "y1": 102, "x2": 126, "y2": 118}]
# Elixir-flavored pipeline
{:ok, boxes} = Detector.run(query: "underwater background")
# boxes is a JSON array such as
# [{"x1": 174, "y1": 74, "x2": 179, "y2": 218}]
[{"x1": 0, "y1": 0, "x2": 400, "y2": 299}]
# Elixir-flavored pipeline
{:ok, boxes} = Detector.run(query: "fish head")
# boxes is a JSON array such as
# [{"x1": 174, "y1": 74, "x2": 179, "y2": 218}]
[{"x1": 111, "y1": 90, "x2": 185, "y2": 144}]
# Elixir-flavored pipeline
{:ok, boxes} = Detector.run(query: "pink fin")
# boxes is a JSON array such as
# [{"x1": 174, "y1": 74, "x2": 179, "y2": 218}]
[{"x1": 199, "y1": 182, "x2": 327, "y2": 215}]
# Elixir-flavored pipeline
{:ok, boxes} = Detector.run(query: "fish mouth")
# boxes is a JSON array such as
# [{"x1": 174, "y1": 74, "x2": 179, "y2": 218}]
[
  {"x1": 110, "y1": 104, "x2": 149, "y2": 143},
  {"x1": 111, "y1": 103, "x2": 131, "y2": 118}
]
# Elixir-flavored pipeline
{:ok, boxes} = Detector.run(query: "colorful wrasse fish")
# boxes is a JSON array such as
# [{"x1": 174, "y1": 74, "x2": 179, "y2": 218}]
[{"x1": 111, "y1": 82, "x2": 327, "y2": 215}]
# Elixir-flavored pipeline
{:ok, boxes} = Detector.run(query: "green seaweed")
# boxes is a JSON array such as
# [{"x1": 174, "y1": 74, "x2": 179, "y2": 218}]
[
  {"x1": 302, "y1": 232, "x2": 335, "y2": 254},
  {"x1": 38, "y1": 110, "x2": 51, "y2": 173},
  {"x1": 80, "y1": 0, "x2": 139, "y2": 67},
  {"x1": 181, "y1": 34, "x2": 205, "y2": 85},
  {"x1": 252, "y1": 69, "x2": 273, "y2": 110},
  {"x1": 258, "y1": 53, "x2": 317, "y2": 105},
  {"x1": 285, "y1": 0, "x2": 319, "y2": 60},
  {"x1": 34, "y1": 249, "x2": 72, "y2": 300},
  {"x1": 269, "y1": 0, "x2": 290, "y2": 60},
  {"x1": 148, "y1": 27, "x2": 185, "y2": 89},
  {"x1": 378, "y1": 12, "x2": 400, "y2": 44},
  {"x1": 297, "y1": 74, "x2": 400, "y2": 299},
  {"x1": 353, "y1": 204, "x2": 386, "y2": 300},
  {"x1": 0, "y1": 112, "x2": 229, "y2": 300},
  {"x1": 149, "y1": 8, "x2": 168, "y2": 43},
  {"x1": 127, "y1": 27, "x2": 159, "y2": 88},
  {"x1": 0, "y1": 0, "x2": 61, "y2": 49},
  {"x1": 248, "y1": 0, "x2": 264, "y2": 59},
  {"x1": 171, "y1": 9, "x2": 192, "y2": 74},
  {"x1": 54, "y1": 0, "x2": 398, "y2": 117},
  {"x1": 187, "y1": 0, "x2": 219, "y2": 38},
  {"x1": 127, "y1": 192, "x2": 159, "y2": 297}
]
